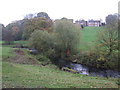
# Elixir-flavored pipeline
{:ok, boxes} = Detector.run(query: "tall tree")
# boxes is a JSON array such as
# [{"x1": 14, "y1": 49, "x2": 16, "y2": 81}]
[
  {"x1": 53, "y1": 19, "x2": 81, "y2": 58},
  {"x1": 106, "y1": 14, "x2": 118, "y2": 25},
  {"x1": 37, "y1": 12, "x2": 50, "y2": 19},
  {"x1": 95, "y1": 14, "x2": 119, "y2": 69},
  {"x1": 0, "y1": 24, "x2": 4, "y2": 40},
  {"x1": 4, "y1": 20, "x2": 25, "y2": 41},
  {"x1": 2, "y1": 28, "x2": 13, "y2": 44},
  {"x1": 23, "y1": 17, "x2": 53, "y2": 40},
  {"x1": 24, "y1": 13, "x2": 35, "y2": 19}
]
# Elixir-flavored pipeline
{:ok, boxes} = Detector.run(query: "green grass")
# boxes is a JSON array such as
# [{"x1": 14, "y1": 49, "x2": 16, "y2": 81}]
[
  {"x1": 0, "y1": 46, "x2": 2, "y2": 57},
  {"x1": 2, "y1": 46, "x2": 15, "y2": 60},
  {"x1": 0, "y1": 40, "x2": 28, "y2": 46},
  {"x1": 1, "y1": 40, "x2": 28, "y2": 59},
  {"x1": 2, "y1": 61, "x2": 118, "y2": 88},
  {"x1": 1, "y1": 41, "x2": 118, "y2": 88},
  {"x1": 78, "y1": 26, "x2": 104, "y2": 51},
  {"x1": 14, "y1": 40, "x2": 28, "y2": 45},
  {"x1": 0, "y1": 41, "x2": 3, "y2": 44}
]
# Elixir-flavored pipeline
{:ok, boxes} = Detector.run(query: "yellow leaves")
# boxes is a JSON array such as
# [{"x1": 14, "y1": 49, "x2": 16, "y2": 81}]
[
  {"x1": 96, "y1": 44, "x2": 104, "y2": 47},
  {"x1": 98, "y1": 55, "x2": 105, "y2": 61},
  {"x1": 24, "y1": 17, "x2": 53, "y2": 39}
]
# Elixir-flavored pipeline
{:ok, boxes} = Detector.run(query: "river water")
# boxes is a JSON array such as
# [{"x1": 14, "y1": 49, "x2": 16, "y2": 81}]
[
  {"x1": 57, "y1": 59, "x2": 120, "y2": 78},
  {"x1": 69, "y1": 63, "x2": 120, "y2": 78}
]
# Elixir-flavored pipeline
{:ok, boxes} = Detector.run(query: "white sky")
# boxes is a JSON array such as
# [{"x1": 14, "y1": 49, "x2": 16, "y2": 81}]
[{"x1": 0, "y1": 0, "x2": 119, "y2": 26}]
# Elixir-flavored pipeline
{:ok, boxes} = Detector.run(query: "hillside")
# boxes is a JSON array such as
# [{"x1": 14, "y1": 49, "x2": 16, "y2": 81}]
[{"x1": 1, "y1": 44, "x2": 119, "y2": 88}]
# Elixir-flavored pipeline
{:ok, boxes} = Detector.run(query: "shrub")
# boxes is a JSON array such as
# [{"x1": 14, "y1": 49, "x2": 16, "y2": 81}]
[
  {"x1": 29, "y1": 30, "x2": 53, "y2": 52},
  {"x1": 35, "y1": 54, "x2": 51, "y2": 65}
]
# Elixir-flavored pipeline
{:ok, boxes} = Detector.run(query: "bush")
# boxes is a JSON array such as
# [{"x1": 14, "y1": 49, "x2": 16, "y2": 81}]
[
  {"x1": 75, "y1": 48, "x2": 119, "y2": 70},
  {"x1": 35, "y1": 54, "x2": 51, "y2": 65},
  {"x1": 29, "y1": 30, "x2": 53, "y2": 52},
  {"x1": 116, "y1": 78, "x2": 120, "y2": 85}
]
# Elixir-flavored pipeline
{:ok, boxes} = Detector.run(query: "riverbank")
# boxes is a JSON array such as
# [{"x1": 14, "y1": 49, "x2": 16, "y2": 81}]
[
  {"x1": 2, "y1": 61, "x2": 118, "y2": 88},
  {"x1": 2, "y1": 46, "x2": 119, "y2": 88}
]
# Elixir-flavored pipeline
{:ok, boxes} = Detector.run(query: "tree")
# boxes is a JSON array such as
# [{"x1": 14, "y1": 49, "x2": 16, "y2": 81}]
[
  {"x1": 12, "y1": 20, "x2": 25, "y2": 40},
  {"x1": 106, "y1": 14, "x2": 118, "y2": 25},
  {"x1": 95, "y1": 14, "x2": 119, "y2": 70},
  {"x1": 4, "y1": 20, "x2": 25, "y2": 41},
  {"x1": 53, "y1": 19, "x2": 81, "y2": 58},
  {"x1": 0, "y1": 24, "x2": 4, "y2": 40},
  {"x1": 24, "y1": 13, "x2": 35, "y2": 19},
  {"x1": 100, "y1": 14, "x2": 118, "y2": 55},
  {"x1": 23, "y1": 17, "x2": 53, "y2": 40},
  {"x1": 105, "y1": 14, "x2": 118, "y2": 52},
  {"x1": 29, "y1": 30, "x2": 52, "y2": 51},
  {"x1": 37, "y1": 12, "x2": 50, "y2": 19},
  {"x1": 2, "y1": 28, "x2": 13, "y2": 44}
]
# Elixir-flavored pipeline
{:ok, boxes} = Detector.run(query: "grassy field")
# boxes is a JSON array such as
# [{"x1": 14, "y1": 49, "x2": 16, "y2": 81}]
[
  {"x1": 2, "y1": 61, "x2": 118, "y2": 88},
  {"x1": 13, "y1": 40, "x2": 28, "y2": 45},
  {"x1": 1, "y1": 40, "x2": 28, "y2": 59},
  {"x1": 0, "y1": 40, "x2": 28, "y2": 45},
  {"x1": 0, "y1": 46, "x2": 2, "y2": 58},
  {"x1": 79, "y1": 26, "x2": 104, "y2": 51},
  {"x1": 0, "y1": 41, "x2": 3, "y2": 44},
  {"x1": 1, "y1": 41, "x2": 119, "y2": 88},
  {"x1": 2, "y1": 46, "x2": 15, "y2": 60}
]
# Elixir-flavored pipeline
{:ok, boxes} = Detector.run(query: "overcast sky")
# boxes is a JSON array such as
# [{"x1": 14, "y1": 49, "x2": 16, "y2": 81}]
[{"x1": 0, "y1": 0, "x2": 119, "y2": 26}]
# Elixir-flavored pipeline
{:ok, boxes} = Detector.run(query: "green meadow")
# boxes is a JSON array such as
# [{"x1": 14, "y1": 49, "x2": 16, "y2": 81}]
[
  {"x1": 1, "y1": 40, "x2": 28, "y2": 60},
  {"x1": 2, "y1": 46, "x2": 14, "y2": 60},
  {"x1": 2, "y1": 61, "x2": 118, "y2": 88},
  {"x1": 79, "y1": 26, "x2": 104, "y2": 51}
]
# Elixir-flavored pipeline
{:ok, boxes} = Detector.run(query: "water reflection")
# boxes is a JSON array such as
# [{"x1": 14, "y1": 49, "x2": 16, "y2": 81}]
[
  {"x1": 66, "y1": 62, "x2": 120, "y2": 78},
  {"x1": 70, "y1": 63, "x2": 89, "y2": 75}
]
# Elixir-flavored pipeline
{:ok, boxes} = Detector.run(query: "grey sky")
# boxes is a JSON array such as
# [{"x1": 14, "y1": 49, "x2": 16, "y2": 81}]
[{"x1": 0, "y1": 0, "x2": 119, "y2": 26}]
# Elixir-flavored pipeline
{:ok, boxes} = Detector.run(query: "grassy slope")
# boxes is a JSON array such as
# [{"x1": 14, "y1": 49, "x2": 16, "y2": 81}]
[
  {"x1": 1, "y1": 42, "x2": 118, "y2": 88},
  {"x1": 0, "y1": 41, "x2": 3, "y2": 44},
  {"x1": 0, "y1": 41, "x2": 27, "y2": 45},
  {"x1": 2, "y1": 62, "x2": 118, "y2": 88},
  {"x1": 1, "y1": 40, "x2": 28, "y2": 60},
  {"x1": 14, "y1": 40, "x2": 28, "y2": 45},
  {"x1": 0, "y1": 41, "x2": 2, "y2": 59},
  {"x1": 2, "y1": 46, "x2": 15, "y2": 60},
  {"x1": 0, "y1": 46, "x2": 2, "y2": 58},
  {"x1": 79, "y1": 27, "x2": 104, "y2": 51}
]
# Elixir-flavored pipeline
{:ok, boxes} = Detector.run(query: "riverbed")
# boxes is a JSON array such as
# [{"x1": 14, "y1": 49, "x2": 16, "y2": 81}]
[{"x1": 57, "y1": 59, "x2": 120, "y2": 78}]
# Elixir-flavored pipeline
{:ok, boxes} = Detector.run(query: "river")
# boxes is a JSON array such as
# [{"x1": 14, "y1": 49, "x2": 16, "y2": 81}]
[{"x1": 57, "y1": 59, "x2": 120, "y2": 78}]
